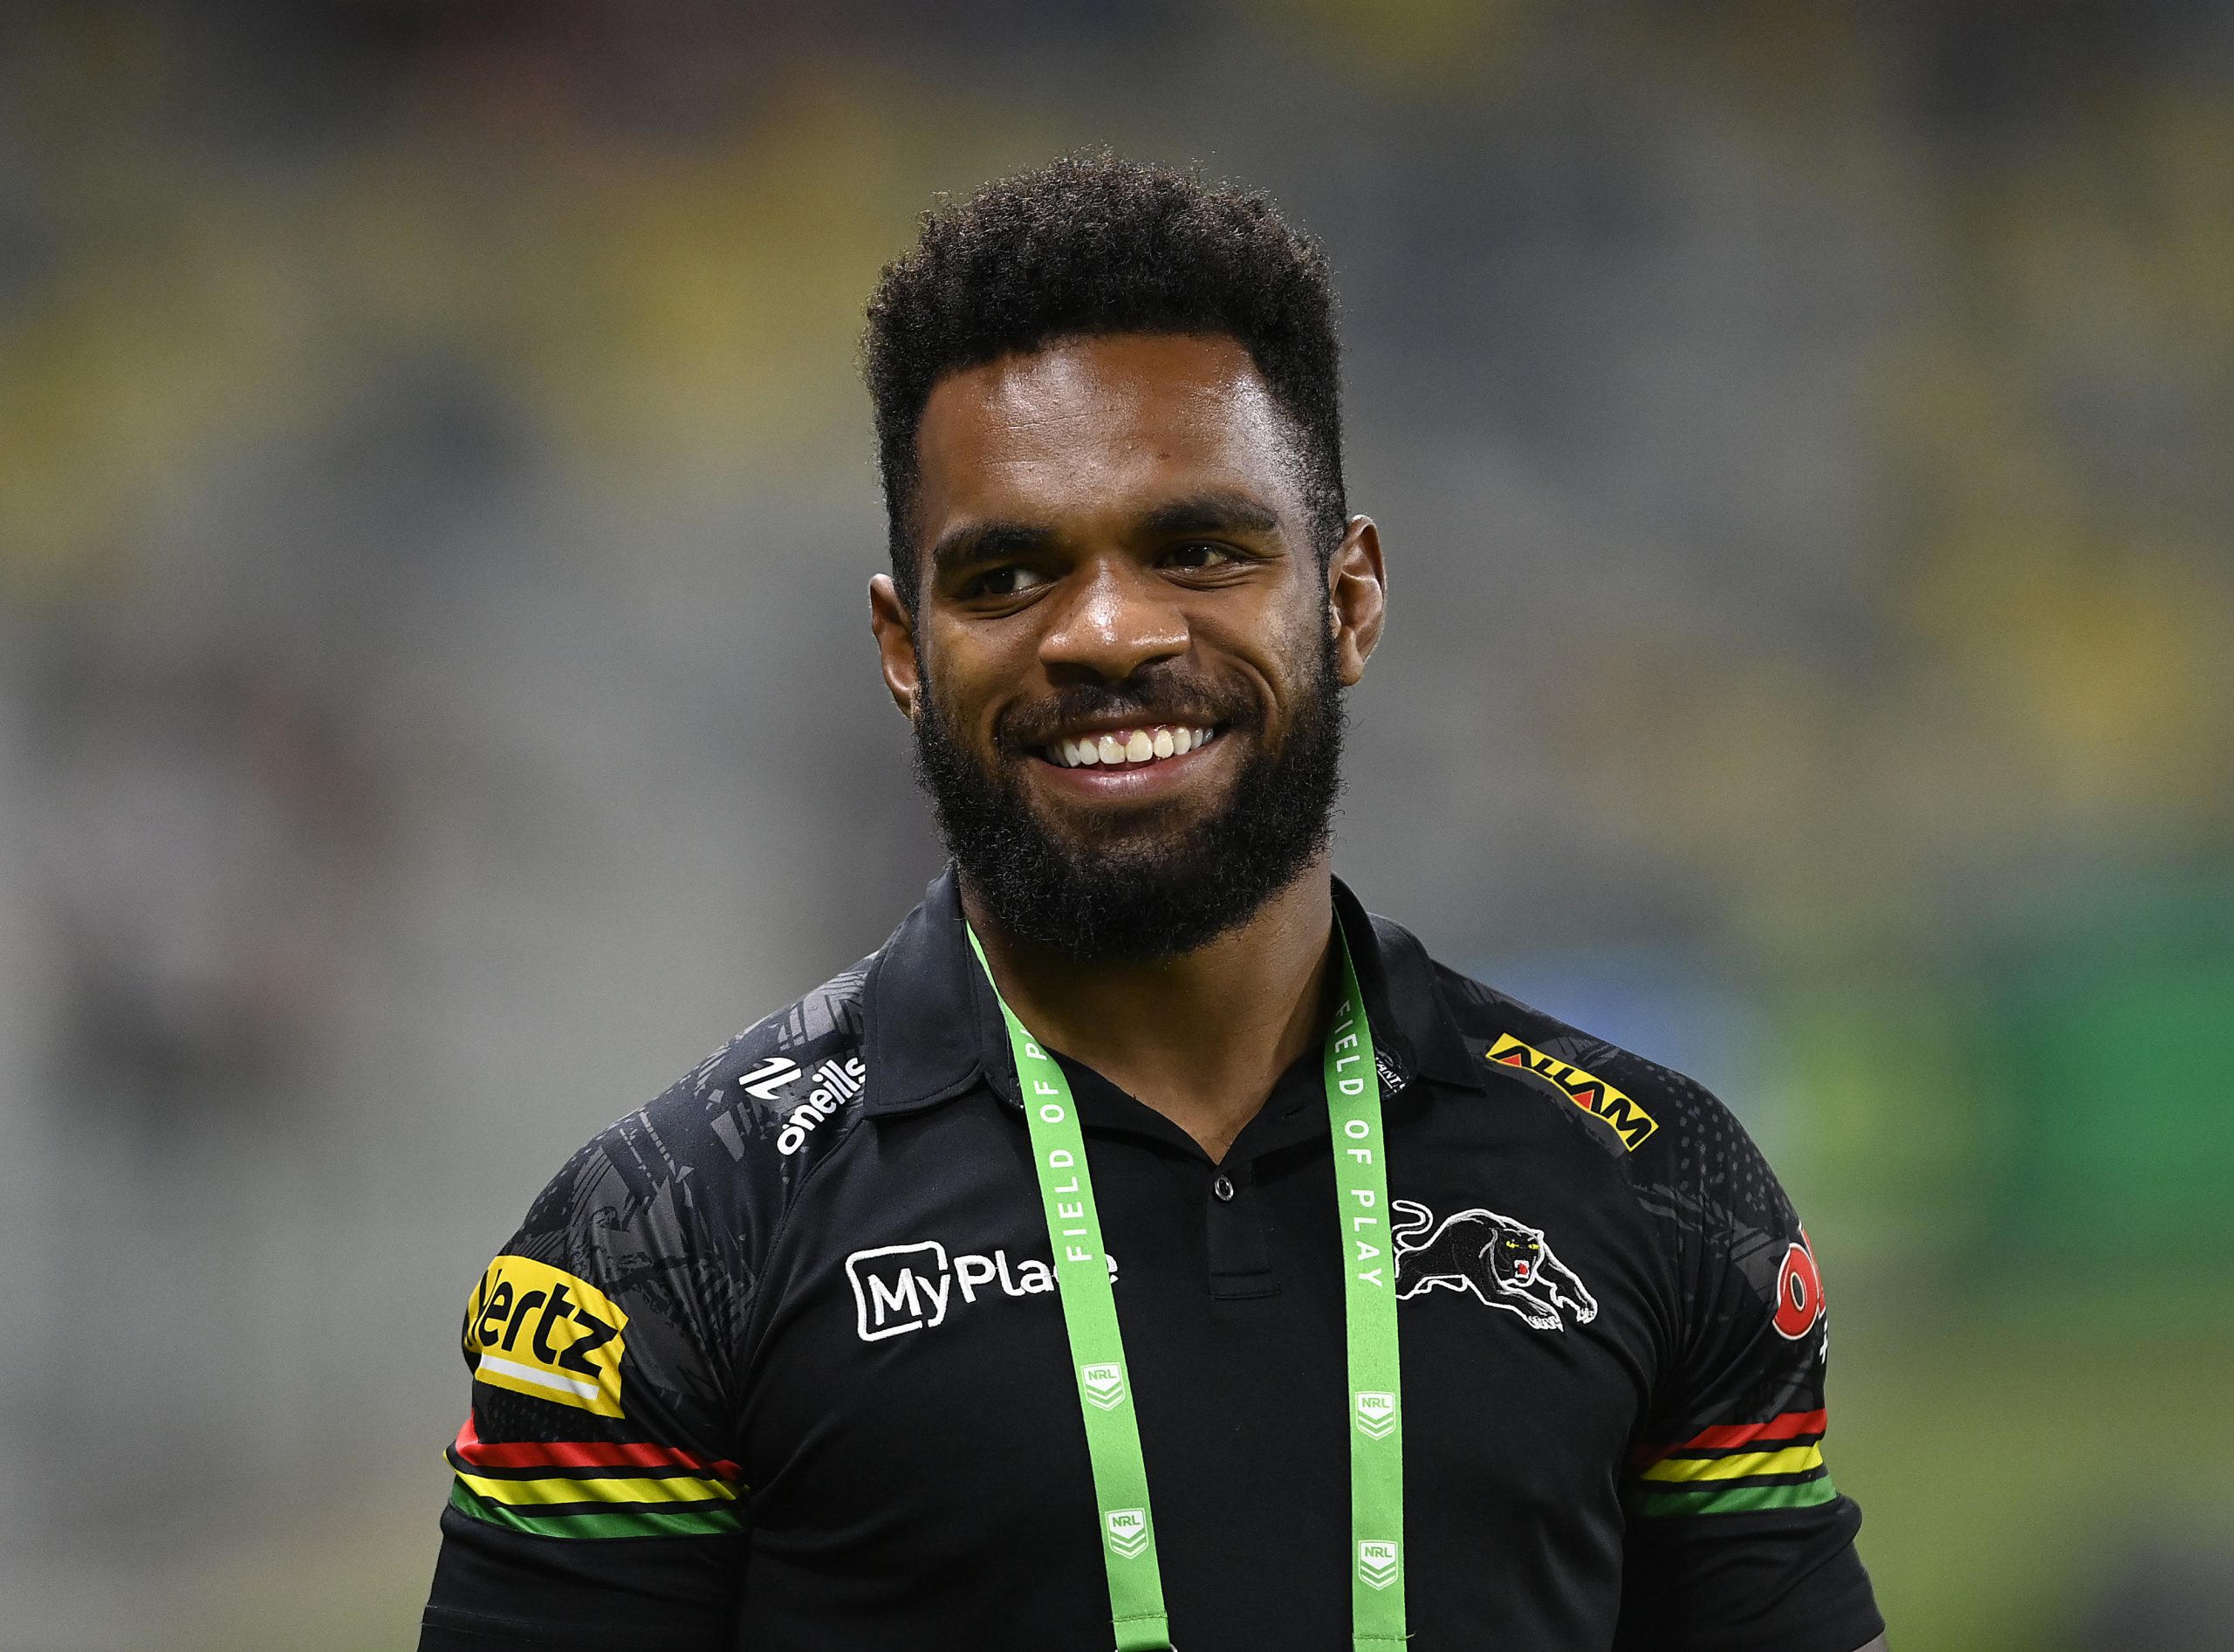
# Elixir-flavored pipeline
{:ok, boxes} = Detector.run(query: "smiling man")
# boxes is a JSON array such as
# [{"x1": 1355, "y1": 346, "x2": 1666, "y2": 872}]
[{"x1": 420, "y1": 157, "x2": 1887, "y2": 1652}]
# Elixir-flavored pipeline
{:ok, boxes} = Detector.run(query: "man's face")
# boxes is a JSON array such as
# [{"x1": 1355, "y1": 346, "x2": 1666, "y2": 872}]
[{"x1": 871, "y1": 332, "x2": 1383, "y2": 961}]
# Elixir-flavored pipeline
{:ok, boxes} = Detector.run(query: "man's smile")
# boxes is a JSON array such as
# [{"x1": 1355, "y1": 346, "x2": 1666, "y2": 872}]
[
  {"x1": 1039, "y1": 723, "x2": 1219, "y2": 769},
  {"x1": 1024, "y1": 720, "x2": 1232, "y2": 804}
]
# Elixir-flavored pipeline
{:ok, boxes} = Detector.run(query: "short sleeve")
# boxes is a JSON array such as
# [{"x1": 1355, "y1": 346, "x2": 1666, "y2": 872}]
[
  {"x1": 420, "y1": 1115, "x2": 748, "y2": 1651},
  {"x1": 1615, "y1": 1093, "x2": 1884, "y2": 1652}
]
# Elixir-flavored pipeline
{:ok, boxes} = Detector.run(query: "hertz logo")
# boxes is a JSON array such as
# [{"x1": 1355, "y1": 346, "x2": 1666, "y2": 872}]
[
  {"x1": 463, "y1": 1257, "x2": 627, "y2": 1417},
  {"x1": 1487, "y1": 1034, "x2": 1659, "y2": 1152}
]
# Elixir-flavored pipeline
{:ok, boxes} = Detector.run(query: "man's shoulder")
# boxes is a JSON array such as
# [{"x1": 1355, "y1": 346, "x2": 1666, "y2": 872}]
[
  {"x1": 654, "y1": 949, "x2": 881, "y2": 1178},
  {"x1": 518, "y1": 952, "x2": 883, "y2": 1248},
  {"x1": 1415, "y1": 946, "x2": 1734, "y2": 1176}
]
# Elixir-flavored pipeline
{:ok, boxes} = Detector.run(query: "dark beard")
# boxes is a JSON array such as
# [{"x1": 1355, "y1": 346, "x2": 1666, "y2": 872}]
[{"x1": 911, "y1": 634, "x2": 1346, "y2": 963}]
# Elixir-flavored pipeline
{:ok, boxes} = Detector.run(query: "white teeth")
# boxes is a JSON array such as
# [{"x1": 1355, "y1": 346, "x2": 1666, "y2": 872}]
[{"x1": 1049, "y1": 724, "x2": 1219, "y2": 767}]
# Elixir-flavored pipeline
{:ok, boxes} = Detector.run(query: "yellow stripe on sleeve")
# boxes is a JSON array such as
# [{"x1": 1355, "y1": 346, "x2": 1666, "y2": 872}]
[
  {"x1": 1638, "y1": 1444, "x2": 1825, "y2": 1484},
  {"x1": 456, "y1": 1470, "x2": 738, "y2": 1508}
]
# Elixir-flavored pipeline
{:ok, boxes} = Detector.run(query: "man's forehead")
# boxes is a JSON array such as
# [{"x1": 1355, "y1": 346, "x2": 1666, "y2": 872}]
[{"x1": 914, "y1": 332, "x2": 1305, "y2": 531}]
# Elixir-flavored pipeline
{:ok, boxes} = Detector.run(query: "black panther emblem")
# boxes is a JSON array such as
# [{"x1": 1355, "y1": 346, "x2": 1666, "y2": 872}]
[{"x1": 1391, "y1": 1200, "x2": 1599, "y2": 1332}]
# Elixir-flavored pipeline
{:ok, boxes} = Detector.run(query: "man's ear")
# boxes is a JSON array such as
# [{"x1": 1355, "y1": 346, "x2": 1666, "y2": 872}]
[
  {"x1": 869, "y1": 574, "x2": 922, "y2": 721},
  {"x1": 1328, "y1": 516, "x2": 1386, "y2": 687},
  {"x1": 862, "y1": 576, "x2": 915, "y2": 715}
]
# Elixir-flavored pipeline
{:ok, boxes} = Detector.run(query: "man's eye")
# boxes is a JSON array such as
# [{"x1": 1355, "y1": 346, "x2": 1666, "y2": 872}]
[
  {"x1": 1164, "y1": 542, "x2": 1239, "y2": 571},
  {"x1": 970, "y1": 566, "x2": 1052, "y2": 598}
]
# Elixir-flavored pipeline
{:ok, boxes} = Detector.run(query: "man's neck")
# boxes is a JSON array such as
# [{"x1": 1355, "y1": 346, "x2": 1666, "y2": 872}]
[{"x1": 962, "y1": 860, "x2": 1338, "y2": 1162}]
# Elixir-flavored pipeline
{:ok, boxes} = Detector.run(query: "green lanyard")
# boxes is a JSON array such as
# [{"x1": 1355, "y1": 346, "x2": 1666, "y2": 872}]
[{"x1": 968, "y1": 926, "x2": 1407, "y2": 1652}]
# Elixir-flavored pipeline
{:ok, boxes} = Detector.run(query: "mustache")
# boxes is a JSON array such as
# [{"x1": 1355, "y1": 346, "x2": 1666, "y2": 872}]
[{"x1": 994, "y1": 676, "x2": 1258, "y2": 751}]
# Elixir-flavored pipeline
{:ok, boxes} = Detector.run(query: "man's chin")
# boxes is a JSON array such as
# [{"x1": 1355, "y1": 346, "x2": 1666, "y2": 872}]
[
  {"x1": 1013, "y1": 739, "x2": 1248, "y2": 823},
  {"x1": 1014, "y1": 774, "x2": 1234, "y2": 853},
  {"x1": 915, "y1": 673, "x2": 1341, "y2": 960}
]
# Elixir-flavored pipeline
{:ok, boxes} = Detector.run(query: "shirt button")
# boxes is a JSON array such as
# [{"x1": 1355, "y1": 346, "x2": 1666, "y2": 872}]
[{"x1": 1212, "y1": 1174, "x2": 1236, "y2": 1202}]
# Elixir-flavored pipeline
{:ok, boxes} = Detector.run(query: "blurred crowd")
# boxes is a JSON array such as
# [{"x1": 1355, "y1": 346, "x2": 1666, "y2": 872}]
[{"x1": 1, "y1": 3, "x2": 2229, "y2": 1647}]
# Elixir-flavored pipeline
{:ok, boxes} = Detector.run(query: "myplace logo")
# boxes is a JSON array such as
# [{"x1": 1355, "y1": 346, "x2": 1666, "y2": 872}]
[
  {"x1": 1106, "y1": 1507, "x2": 1149, "y2": 1560},
  {"x1": 843, "y1": 1237, "x2": 1118, "y2": 1343},
  {"x1": 846, "y1": 1242, "x2": 955, "y2": 1341}
]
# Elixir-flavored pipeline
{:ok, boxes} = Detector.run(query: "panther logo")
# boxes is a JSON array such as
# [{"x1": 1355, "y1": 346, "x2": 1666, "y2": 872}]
[{"x1": 1391, "y1": 1200, "x2": 1599, "y2": 1332}]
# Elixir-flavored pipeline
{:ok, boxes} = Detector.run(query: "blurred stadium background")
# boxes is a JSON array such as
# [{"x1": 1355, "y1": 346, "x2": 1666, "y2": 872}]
[{"x1": 2, "y1": 3, "x2": 2230, "y2": 1647}]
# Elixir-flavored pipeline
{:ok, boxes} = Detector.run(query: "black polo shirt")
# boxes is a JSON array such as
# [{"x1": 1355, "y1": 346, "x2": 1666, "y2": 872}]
[{"x1": 421, "y1": 871, "x2": 1881, "y2": 1652}]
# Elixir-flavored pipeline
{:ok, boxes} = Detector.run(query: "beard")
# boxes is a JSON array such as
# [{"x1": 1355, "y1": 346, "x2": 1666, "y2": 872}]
[{"x1": 911, "y1": 632, "x2": 1347, "y2": 963}]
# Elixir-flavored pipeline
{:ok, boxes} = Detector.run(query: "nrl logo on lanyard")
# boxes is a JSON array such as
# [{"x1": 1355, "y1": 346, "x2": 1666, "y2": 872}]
[
  {"x1": 1105, "y1": 1507, "x2": 1150, "y2": 1559},
  {"x1": 1079, "y1": 1361, "x2": 1127, "y2": 1411},
  {"x1": 1353, "y1": 1390, "x2": 1398, "y2": 1440}
]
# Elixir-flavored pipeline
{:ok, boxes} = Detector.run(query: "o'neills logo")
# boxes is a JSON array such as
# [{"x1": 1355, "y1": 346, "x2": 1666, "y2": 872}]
[
  {"x1": 463, "y1": 1256, "x2": 627, "y2": 1417},
  {"x1": 1486, "y1": 1034, "x2": 1658, "y2": 1151},
  {"x1": 778, "y1": 1053, "x2": 866, "y2": 1155},
  {"x1": 706, "y1": 1052, "x2": 868, "y2": 1162},
  {"x1": 844, "y1": 1240, "x2": 1117, "y2": 1343}
]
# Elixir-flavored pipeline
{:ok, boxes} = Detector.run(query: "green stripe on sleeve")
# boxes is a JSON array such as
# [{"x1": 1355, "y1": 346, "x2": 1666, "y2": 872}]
[
  {"x1": 1628, "y1": 1476, "x2": 1840, "y2": 1518},
  {"x1": 449, "y1": 1477, "x2": 743, "y2": 1539}
]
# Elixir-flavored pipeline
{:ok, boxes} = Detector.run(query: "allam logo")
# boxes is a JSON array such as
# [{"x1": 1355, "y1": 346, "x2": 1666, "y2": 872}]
[{"x1": 1485, "y1": 1033, "x2": 1658, "y2": 1151}]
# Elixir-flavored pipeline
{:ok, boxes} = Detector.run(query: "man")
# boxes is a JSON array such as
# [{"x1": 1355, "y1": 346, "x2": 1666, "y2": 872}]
[{"x1": 421, "y1": 156, "x2": 1887, "y2": 1651}]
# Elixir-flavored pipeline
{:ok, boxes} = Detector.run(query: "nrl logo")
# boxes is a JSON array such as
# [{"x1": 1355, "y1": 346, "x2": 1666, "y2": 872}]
[
  {"x1": 1391, "y1": 1199, "x2": 1599, "y2": 1332},
  {"x1": 1358, "y1": 1539, "x2": 1400, "y2": 1592},
  {"x1": 1079, "y1": 1362, "x2": 1127, "y2": 1411},
  {"x1": 1353, "y1": 1390, "x2": 1397, "y2": 1441},
  {"x1": 1106, "y1": 1507, "x2": 1149, "y2": 1559}
]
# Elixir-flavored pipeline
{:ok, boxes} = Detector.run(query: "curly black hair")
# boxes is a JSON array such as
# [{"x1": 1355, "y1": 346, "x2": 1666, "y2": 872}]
[{"x1": 863, "y1": 154, "x2": 1346, "y2": 611}]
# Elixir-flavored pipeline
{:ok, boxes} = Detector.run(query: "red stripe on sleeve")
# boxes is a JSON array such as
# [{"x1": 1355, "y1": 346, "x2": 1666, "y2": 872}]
[
  {"x1": 1631, "y1": 1408, "x2": 1827, "y2": 1466},
  {"x1": 453, "y1": 1416, "x2": 741, "y2": 1481}
]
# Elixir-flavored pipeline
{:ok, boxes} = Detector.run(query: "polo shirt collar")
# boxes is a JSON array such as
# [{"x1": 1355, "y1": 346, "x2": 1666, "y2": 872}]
[{"x1": 861, "y1": 866, "x2": 1485, "y2": 1120}]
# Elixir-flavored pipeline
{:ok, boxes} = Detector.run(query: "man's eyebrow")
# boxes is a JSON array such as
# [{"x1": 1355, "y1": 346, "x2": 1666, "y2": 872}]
[
  {"x1": 1138, "y1": 492, "x2": 1283, "y2": 538},
  {"x1": 927, "y1": 492, "x2": 1283, "y2": 582},
  {"x1": 929, "y1": 521, "x2": 1058, "y2": 582}
]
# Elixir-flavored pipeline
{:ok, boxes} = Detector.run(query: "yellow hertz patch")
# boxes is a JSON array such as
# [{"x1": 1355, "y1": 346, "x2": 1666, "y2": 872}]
[
  {"x1": 463, "y1": 1257, "x2": 628, "y2": 1417},
  {"x1": 1487, "y1": 1034, "x2": 1659, "y2": 1151}
]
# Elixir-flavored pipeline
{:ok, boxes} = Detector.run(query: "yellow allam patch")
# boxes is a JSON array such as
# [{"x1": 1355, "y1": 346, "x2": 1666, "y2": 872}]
[{"x1": 1486, "y1": 1034, "x2": 1659, "y2": 1151}]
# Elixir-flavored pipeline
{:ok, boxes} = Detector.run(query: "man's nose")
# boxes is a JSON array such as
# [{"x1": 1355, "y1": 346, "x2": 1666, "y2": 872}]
[{"x1": 1037, "y1": 559, "x2": 1189, "y2": 682}]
